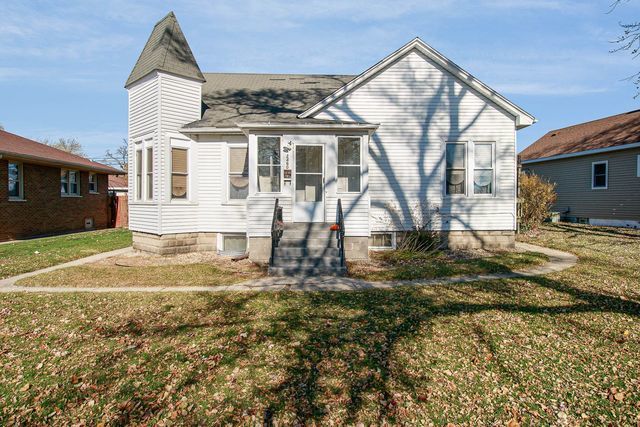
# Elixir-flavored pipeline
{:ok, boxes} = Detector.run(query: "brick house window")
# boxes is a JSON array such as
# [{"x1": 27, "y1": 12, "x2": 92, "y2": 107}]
[
  {"x1": 8, "y1": 161, "x2": 23, "y2": 200},
  {"x1": 89, "y1": 173, "x2": 98, "y2": 193},
  {"x1": 61, "y1": 169, "x2": 80, "y2": 196}
]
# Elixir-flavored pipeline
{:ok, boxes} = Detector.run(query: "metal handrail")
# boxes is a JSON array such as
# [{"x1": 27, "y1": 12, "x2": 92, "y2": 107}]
[
  {"x1": 269, "y1": 198, "x2": 283, "y2": 266},
  {"x1": 336, "y1": 198, "x2": 345, "y2": 268}
]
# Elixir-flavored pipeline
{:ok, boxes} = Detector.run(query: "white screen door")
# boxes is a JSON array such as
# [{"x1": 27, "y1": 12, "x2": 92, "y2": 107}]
[{"x1": 294, "y1": 145, "x2": 324, "y2": 222}]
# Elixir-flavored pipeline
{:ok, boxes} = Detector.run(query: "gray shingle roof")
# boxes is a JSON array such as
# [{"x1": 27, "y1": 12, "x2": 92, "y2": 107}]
[
  {"x1": 125, "y1": 11, "x2": 205, "y2": 88},
  {"x1": 184, "y1": 73, "x2": 359, "y2": 128}
]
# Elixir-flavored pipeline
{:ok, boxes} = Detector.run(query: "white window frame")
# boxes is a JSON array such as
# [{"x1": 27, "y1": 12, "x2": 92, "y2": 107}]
[
  {"x1": 256, "y1": 135, "x2": 282, "y2": 194},
  {"x1": 61, "y1": 169, "x2": 81, "y2": 197},
  {"x1": 636, "y1": 155, "x2": 640, "y2": 177},
  {"x1": 135, "y1": 146, "x2": 143, "y2": 200},
  {"x1": 171, "y1": 146, "x2": 189, "y2": 200},
  {"x1": 145, "y1": 146, "x2": 153, "y2": 200},
  {"x1": 88, "y1": 173, "x2": 98, "y2": 194},
  {"x1": 444, "y1": 141, "x2": 468, "y2": 197},
  {"x1": 7, "y1": 161, "x2": 24, "y2": 201},
  {"x1": 217, "y1": 233, "x2": 248, "y2": 256},
  {"x1": 369, "y1": 232, "x2": 396, "y2": 250},
  {"x1": 472, "y1": 142, "x2": 496, "y2": 197},
  {"x1": 591, "y1": 160, "x2": 608, "y2": 190},
  {"x1": 225, "y1": 143, "x2": 249, "y2": 205},
  {"x1": 336, "y1": 136, "x2": 362, "y2": 194}
]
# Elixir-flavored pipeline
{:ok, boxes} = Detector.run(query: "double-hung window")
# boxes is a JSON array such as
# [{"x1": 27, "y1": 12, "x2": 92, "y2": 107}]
[
  {"x1": 171, "y1": 147, "x2": 188, "y2": 199},
  {"x1": 88, "y1": 173, "x2": 98, "y2": 193},
  {"x1": 445, "y1": 143, "x2": 466, "y2": 195},
  {"x1": 592, "y1": 161, "x2": 608, "y2": 189},
  {"x1": 473, "y1": 143, "x2": 494, "y2": 195},
  {"x1": 228, "y1": 145, "x2": 248, "y2": 200},
  {"x1": 146, "y1": 147, "x2": 153, "y2": 200},
  {"x1": 257, "y1": 136, "x2": 281, "y2": 193},
  {"x1": 8, "y1": 162, "x2": 23, "y2": 200},
  {"x1": 135, "y1": 149, "x2": 142, "y2": 200},
  {"x1": 337, "y1": 137, "x2": 361, "y2": 193},
  {"x1": 61, "y1": 169, "x2": 80, "y2": 196}
]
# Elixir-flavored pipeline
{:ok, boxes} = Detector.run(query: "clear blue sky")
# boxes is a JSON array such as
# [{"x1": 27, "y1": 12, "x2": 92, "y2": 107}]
[{"x1": 1, "y1": 0, "x2": 639, "y2": 160}]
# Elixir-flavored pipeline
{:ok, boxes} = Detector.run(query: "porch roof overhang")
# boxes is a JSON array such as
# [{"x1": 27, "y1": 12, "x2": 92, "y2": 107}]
[{"x1": 181, "y1": 121, "x2": 380, "y2": 136}]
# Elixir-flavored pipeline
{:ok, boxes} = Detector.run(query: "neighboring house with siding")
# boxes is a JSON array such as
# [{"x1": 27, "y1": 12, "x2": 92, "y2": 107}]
[
  {"x1": 520, "y1": 110, "x2": 640, "y2": 228},
  {"x1": 126, "y1": 12, "x2": 535, "y2": 269},
  {"x1": 0, "y1": 130, "x2": 122, "y2": 241}
]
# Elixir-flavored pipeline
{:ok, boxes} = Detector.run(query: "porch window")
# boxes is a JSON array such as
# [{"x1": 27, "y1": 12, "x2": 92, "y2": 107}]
[
  {"x1": 592, "y1": 161, "x2": 607, "y2": 189},
  {"x1": 257, "y1": 136, "x2": 281, "y2": 193},
  {"x1": 445, "y1": 143, "x2": 466, "y2": 195},
  {"x1": 61, "y1": 169, "x2": 80, "y2": 196},
  {"x1": 171, "y1": 147, "x2": 188, "y2": 199},
  {"x1": 337, "y1": 137, "x2": 361, "y2": 193},
  {"x1": 146, "y1": 147, "x2": 153, "y2": 200},
  {"x1": 228, "y1": 145, "x2": 248, "y2": 200},
  {"x1": 135, "y1": 149, "x2": 142, "y2": 200},
  {"x1": 8, "y1": 162, "x2": 23, "y2": 199},
  {"x1": 473, "y1": 143, "x2": 494, "y2": 195},
  {"x1": 88, "y1": 173, "x2": 98, "y2": 193}
]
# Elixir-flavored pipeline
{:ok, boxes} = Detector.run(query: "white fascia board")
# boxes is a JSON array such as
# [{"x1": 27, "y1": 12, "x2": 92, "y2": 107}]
[
  {"x1": 299, "y1": 37, "x2": 536, "y2": 128},
  {"x1": 521, "y1": 142, "x2": 640, "y2": 164},
  {"x1": 236, "y1": 122, "x2": 379, "y2": 131},
  {"x1": 180, "y1": 127, "x2": 244, "y2": 134}
]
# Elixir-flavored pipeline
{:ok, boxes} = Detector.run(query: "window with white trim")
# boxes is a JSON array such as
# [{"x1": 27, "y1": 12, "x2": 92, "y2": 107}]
[
  {"x1": 445, "y1": 143, "x2": 466, "y2": 195},
  {"x1": 222, "y1": 234, "x2": 247, "y2": 255},
  {"x1": 61, "y1": 169, "x2": 80, "y2": 196},
  {"x1": 473, "y1": 143, "x2": 494, "y2": 195},
  {"x1": 369, "y1": 232, "x2": 394, "y2": 249},
  {"x1": 337, "y1": 137, "x2": 361, "y2": 193},
  {"x1": 146, "y1": 147, "x2": 153, "y2": 200},
  {"x1": 228, "y1": 145, "x2": 248, "y2": 200},
  {"x1": 171, "y1": 147, "x2": 188, "y2": 199},
  {"x1": 8, "y1": 162, "x2": 23, "y2": 200},
  {"x1": 592, "y1": 161, "x2": 608, "y2": 189},
  {"x1": 135, "y1": 149, "x2": 142, "y2": 200},
  {"x1": 88, "y1": 173, "x2": 98, "y2": 193},
  {"x1": 637, "y1": 155, "x2": 640, "y2": 177},
  {"x1": 257, "y1": 136, "x2": 281, "y2": 192}
]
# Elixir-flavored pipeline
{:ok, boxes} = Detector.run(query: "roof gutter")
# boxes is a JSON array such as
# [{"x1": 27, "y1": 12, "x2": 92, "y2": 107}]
[
  {"x1": 0, "y1": 151, "x2": 123, "y2": 174},
  {"x1": 521, "y1": 141, "x2": 640, "y2": 164},
  {"x1": 180, "y1": 126, "x2": 244, "y2": 134}
]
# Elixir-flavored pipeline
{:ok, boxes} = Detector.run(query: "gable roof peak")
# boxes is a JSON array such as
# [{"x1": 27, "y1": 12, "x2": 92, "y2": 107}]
[{"x1": 125, "y1": 11, "x2": 205, "y2": 88}]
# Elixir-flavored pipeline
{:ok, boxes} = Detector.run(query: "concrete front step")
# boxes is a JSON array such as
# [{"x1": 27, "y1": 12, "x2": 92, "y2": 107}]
[
  {"x1": 280, "y1": 230, "x2": 336, "y2": 239},
  {"x1": 284, "y1": 222, "x2": 334, "y2": 232},
  {"x1": 268, "y1": 266, "x2": 347, "y2": 277},
  {"x1": 272, "y1": 256, "x2": 342, "y2": 268},
  {"x1": 278, "y1": 238, "x2": 339, "y2": 248},
  {"x1": 274, "y1": 247, "x2": 340, "y2": 257}
]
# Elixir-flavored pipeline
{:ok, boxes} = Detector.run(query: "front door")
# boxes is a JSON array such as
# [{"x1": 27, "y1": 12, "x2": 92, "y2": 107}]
[{"x1": 294, "y1": 144, "x2": 324, "y2": 222}]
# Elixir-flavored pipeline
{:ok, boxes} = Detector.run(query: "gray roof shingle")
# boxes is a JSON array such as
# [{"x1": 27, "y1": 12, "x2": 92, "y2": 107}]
[
  {"x1": 125, "y1": 11, "x2": 205, "y2": 88},
  {"x1": 184, "y1": 73, "x2": 360, "y2": 128}
]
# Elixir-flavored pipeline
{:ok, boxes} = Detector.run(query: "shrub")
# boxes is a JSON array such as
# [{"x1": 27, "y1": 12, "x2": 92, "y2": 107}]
[
  {"x1": 377, "y1": 200, "x2": 442, "y2": 255},
  {"x1": 519, "y1": 172, "x2": 557, "y2": 232}
]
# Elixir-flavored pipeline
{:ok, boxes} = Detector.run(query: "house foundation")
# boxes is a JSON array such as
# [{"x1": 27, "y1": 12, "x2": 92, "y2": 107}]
[
  {"x1": 132, "y1": 232, "x2": 218, "y2": 255},
  {"x1": 441, "y1": 230, "x2": 515, "y2": 250}
]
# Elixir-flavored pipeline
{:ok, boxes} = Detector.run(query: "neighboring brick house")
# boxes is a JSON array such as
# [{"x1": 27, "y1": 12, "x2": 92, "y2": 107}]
[
  {"x1": 0, "y1": 130, "x2": 123, "y2": 241},
  {"x1": 520, "y1": 110, "x2": 640, "y2": 228}
]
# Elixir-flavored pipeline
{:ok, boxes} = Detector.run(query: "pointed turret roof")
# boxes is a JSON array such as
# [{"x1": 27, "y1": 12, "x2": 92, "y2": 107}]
[{"x1": 125, "y1": 11, "x2": 205, "y2": 88}]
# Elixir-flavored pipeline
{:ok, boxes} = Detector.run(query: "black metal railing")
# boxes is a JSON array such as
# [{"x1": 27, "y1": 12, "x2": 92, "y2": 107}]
[
  {"x1": 336, "y1": 198, "x2": 345, "y2": 268},
  {"x1": 269, "y1": 198, "x2": 284, "y2": 266}
]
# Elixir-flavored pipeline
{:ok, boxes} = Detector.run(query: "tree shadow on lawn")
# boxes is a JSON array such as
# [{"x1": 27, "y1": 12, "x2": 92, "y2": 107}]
[{"x1": 36, "y1": 273, "x2": 640, "y2": 425}]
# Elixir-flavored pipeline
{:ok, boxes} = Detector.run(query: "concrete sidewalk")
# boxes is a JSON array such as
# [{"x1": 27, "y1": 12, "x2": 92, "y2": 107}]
[{"x1": 0, "y1": 243, "x2": 577, "y2": 293}]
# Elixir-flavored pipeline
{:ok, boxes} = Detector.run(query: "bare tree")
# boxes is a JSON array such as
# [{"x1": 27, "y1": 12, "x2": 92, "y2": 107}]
[
  {"x1": 104, "y1": 138, "x2": 128, "y2": 171},
  {"x1": 610, "y1": 0, "x2": 640, "y2": 96},
  {"x1": 0, "y1": 124, "x2": 4, "y2": 131},
  {"x1": 40, "y1": 137, "x2": 86, "y2": 157}
]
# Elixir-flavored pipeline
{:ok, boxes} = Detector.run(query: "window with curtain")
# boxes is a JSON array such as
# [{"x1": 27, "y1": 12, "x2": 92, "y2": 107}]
[
  {"x1": 8, "y1": 162, "x2": 22, "y2": 199},
  {"x1": 88, "y1": 173, "x2": 98, "y2": 193},
  {"x1": 445, "y1": 143, "x2": 466, "y2": 195},
  {"x1": 61, "y1": 169, "x2": 80, "y2": 196},
  {"x1": 473, "y1": 143, "x2": 494, "y2": 195},
  {"x1": 228, "y1": 145, "x2": 248, "y2": 200},
  {"x1": 146, "y1": 147, "x2": 153, "y2": 200},
  {"x1": 257, "y1": 136, "x2": 281, "y2": 192},
  {"x1": 171, "y1": 147, "x2": 188, "y2": 199},
  {"x1": 135, "y1": 149, "x2": 142, "y2": 200},
  {"x1": 337, "y1": 137, "x2": 361, "y2": 192}
]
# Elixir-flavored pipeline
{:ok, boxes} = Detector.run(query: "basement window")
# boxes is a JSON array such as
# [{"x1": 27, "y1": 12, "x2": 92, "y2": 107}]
[
  {"x1": 220, "y1": 234, "x2": 247, "y2": 256},
  {"x1": 369, "y1": 232, "x2": 395, "y2": 250}
]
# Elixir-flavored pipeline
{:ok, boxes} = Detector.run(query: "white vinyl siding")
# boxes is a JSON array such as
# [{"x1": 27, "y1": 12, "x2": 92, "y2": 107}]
[{"x1": 315, "y1": 49, "x2": 517, "y2": 232}]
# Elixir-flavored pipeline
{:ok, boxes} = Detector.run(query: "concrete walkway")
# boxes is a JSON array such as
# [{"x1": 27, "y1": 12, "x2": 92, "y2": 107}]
[{"x1": 0, "y1": 243, "x2": 576, "y2": 293}]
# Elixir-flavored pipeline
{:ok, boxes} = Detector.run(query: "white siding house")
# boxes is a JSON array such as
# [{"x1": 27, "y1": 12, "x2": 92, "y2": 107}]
[{"x1": 126, "y1": 12, "x2": 535, "y2": 263}]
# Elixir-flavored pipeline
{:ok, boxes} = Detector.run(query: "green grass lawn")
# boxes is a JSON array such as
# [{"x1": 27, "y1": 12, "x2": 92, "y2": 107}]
[
  {"x1": 348, "y1": 249, "x2": 549, "y2": 281},
  {"x1": 0, "y1": 229, "x2": 132, "y2": 279},
  {"x1": 1, "y1": 224, "x2": 639, "y2": 425}
]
